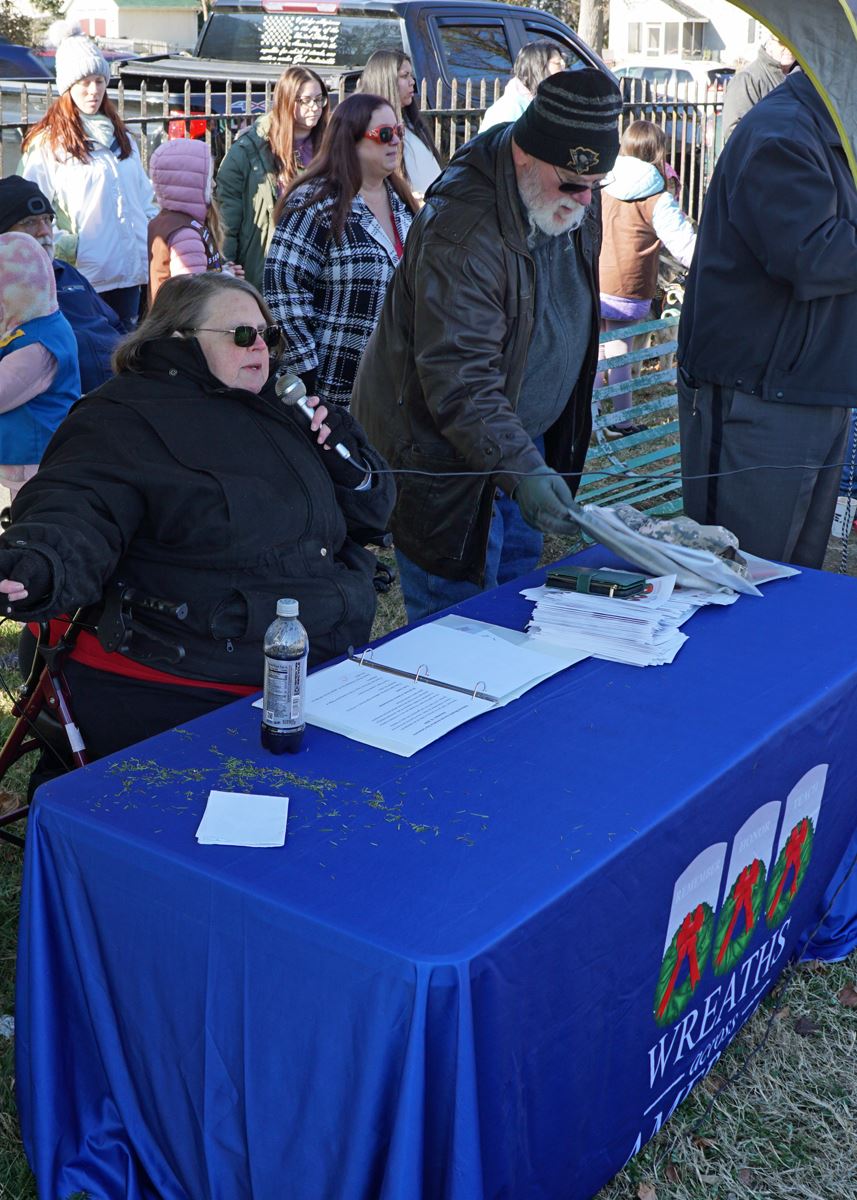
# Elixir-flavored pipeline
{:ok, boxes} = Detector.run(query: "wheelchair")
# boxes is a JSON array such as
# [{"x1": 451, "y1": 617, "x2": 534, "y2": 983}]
[{"x1": 0, "y1": 584, "x2": 188, "y2": 848}]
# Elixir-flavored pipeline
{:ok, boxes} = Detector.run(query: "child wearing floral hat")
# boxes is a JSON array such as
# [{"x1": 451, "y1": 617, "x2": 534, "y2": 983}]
[{"x1": 0, "y1": 232, "x2": 80, "y2": 499}]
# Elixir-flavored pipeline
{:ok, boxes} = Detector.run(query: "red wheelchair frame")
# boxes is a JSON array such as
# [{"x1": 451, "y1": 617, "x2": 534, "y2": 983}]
[
  {"x1": 0, "y1": 613, "x2": 89, "y2": 848},
  {"x1": 0, "y1": 588, "x2": 188, "y2": 848}
]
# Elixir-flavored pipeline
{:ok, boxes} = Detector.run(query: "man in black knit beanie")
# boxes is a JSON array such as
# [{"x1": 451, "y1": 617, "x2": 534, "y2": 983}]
[{"x1": 353, "y1": 68, "x2": 622, "y2": 621}]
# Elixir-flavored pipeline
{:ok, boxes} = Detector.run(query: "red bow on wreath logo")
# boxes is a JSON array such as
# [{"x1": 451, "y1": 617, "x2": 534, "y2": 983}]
[
  {"x1": 766, "y1": 818, "x2": 808, "y2": 921},
  {"x1": 656, "y1": 904, "x2": 705, "y2": 1019},
  {"x1": 715, "y1": 859, "x2": 759, "y2": 967}
]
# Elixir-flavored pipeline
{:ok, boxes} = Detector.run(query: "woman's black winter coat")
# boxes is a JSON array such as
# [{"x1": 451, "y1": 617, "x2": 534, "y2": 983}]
[{"x1": 5, "y1": 337, "x2": 395, "y2": 683}]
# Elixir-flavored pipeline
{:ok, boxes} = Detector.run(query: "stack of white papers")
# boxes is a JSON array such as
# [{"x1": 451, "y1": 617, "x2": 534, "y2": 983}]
[
  {"x1": 522, "y1": 574, "x2": 690, "y2": 666},
  {"x1": 196, "y1": 790, "x2": 290, "y2": 847},
  {"x1": 522, "y1": 553, "x2": 800, "y2": 668}
]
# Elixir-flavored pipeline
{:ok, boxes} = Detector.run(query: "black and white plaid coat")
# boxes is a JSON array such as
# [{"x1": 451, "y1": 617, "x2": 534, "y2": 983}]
[{"x1": 263, "y1": 183, "x2": 414, "y2": 409}]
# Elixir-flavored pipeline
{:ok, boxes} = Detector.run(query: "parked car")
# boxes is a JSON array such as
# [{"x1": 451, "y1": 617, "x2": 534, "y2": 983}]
[
  {"x1": 615, "y1": 58, "x2": 733, "y2": 99},
  {"x1": 0, "y1": 38, "x2": 53, "y2": 81}
]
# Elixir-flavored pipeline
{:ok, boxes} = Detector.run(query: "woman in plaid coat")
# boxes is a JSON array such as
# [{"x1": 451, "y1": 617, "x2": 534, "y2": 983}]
[{"x1": 263, "y1": 93, "x2": 419, "y2": 411}]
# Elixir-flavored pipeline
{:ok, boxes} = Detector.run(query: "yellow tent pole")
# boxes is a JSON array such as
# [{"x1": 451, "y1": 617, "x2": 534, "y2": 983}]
[{"x1": 723, "y1": 0, "x2": 857, "y2": 185}]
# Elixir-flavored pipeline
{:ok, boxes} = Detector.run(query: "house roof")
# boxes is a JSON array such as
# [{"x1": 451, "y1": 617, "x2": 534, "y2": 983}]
[{"x1": 662, "y1": 0, "x2": 708, "y2": 18}]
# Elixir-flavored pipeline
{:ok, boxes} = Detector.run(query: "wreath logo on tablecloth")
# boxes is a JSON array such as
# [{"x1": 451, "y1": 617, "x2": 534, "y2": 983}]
[
  {"x1": 766, "y1": 817, "x2": 814, "y2": 927},
  {"x1": 712, "y1": 858, "x2": 767, "y2": 976},
  {"x1": 652, "y1": 902, "x2": 714, "y2": 1027}
]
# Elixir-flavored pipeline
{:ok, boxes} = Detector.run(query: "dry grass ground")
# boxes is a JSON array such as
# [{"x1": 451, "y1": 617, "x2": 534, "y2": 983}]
[{"x1": 0, "y1": 512, "x2": 855, "y2": 1200}]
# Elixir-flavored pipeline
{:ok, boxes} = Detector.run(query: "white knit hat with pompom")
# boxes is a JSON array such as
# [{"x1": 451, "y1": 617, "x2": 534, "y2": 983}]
[{"x1": 52, "y1": 27, "x2": 111, "y2": 96}]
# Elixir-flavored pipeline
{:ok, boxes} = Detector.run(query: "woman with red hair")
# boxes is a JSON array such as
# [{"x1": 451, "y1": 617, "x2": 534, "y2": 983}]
[{"x1": 20, "y1": 31, "x2": 156, "y2": 330}]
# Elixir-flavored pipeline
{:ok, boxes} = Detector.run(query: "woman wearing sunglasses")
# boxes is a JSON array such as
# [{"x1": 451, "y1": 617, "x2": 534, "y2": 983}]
[
  {"x1": 215, "y1": 66, "x2": 329, "y2": 291},
  {"x1": 264, "y1": 92, "x2": 419, "y2": 412},
  {"x1": 0, "y1": 273, "x2": 394, "y2": 767}
]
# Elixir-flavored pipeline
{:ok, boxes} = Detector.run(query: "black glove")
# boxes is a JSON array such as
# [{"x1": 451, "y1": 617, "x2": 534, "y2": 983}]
[
  {"x1": 513, "y1": 468, "x2": 580, "y2": 536},
  {"x1": 0, "y1": 546, "x2": 53, "y2": 612},
  {"x1": 317, "y1": 405, "x2": 371, "y2": 490}
]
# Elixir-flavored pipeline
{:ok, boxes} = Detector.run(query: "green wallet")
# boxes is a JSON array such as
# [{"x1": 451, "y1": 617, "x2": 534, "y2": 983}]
[{"x1": 545, "y1": 566, "x2": 649, "y2": 599}]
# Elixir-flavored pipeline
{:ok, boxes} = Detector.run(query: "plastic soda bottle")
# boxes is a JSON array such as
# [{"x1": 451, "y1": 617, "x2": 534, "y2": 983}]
[{"x1": 261, "y1": 598, "x2": 308, "y2": 754}]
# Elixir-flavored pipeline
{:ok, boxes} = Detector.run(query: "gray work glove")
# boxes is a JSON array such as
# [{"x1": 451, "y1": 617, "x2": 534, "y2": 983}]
[{"x1": 513, "y1": 467, "x2": 580, "y2": 536}]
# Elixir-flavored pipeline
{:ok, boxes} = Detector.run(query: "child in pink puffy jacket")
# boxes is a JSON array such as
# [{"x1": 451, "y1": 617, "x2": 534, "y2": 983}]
[{"x1": 147, "y1": 138, "x2": 241, "y2": 305}]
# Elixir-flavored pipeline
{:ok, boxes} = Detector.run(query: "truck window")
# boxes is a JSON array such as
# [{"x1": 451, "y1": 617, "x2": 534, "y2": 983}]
[
  {"x1": 521, "y1": 24, "x2": 588, "y2": 70},
  {"x1": 196, "y1": 10, "x2": 404, "y2": 69},
  {"x1": 434, "y1": 20, "x2": 513, "y2": 84}
]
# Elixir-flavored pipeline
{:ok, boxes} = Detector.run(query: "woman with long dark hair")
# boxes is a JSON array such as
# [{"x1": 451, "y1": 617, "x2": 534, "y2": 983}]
[
  {"x1": 20, "y1": 32, "x2": 157, "y2": 329},
  {"x1": 264, "y1": 92, "x2": 419, "y2": 411},
  {"x1": 358, "y1": 49, "x2": 443, "y2": 197},
  {"x1": 216, "y1": 66, "x2": 329, "y2": 290}
]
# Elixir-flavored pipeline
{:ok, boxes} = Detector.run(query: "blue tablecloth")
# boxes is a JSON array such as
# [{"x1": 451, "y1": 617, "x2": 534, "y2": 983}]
[{"x1": 16, "y1": 549, "x2": 857, "y2": 1200}]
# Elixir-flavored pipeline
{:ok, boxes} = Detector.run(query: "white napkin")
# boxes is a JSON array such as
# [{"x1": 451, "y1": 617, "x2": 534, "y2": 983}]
[{"x1": 195, "y1": 790, "x2": 289, "y2": 847}]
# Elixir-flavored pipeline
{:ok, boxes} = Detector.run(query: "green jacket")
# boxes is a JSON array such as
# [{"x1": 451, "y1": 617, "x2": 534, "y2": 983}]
[{"x1": 215, "y1": 115, "x2": 279, "y2": 291}]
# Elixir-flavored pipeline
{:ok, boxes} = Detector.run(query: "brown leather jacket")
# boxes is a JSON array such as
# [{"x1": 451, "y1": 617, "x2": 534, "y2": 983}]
[{"x1": 351, "y1": 124, "x2": 601, "y2": 584}]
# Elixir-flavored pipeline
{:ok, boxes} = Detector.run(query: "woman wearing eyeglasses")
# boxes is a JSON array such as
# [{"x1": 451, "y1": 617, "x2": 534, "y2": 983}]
[
  {"x1": 0, "y1": 273, "x2": 394, "y2": 764},
  {"x1": 215, "y1": 66, "x2": 329, "y2": 291},
  {"x1": 264, "y1": 92, "x2": 419, "y2": 412}
]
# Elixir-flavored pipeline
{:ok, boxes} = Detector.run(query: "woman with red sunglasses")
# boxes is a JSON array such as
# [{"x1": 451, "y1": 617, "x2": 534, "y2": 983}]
[{"x1": 264, "y1": 92, "x2": 419, "y2": 412}]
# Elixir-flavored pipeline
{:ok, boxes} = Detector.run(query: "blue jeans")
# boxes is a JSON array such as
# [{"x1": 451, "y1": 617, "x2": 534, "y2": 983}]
[{"x1": 396, "y1": 489, "x2": 543, "y2": 623}]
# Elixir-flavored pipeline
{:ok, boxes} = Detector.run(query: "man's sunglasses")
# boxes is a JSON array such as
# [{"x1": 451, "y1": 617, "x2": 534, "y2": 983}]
[
  {"x1": 363, "y1": 123, "x2": 404, "y2": 144},
  {"x1": 189, "y1": 324, "x2": 283, "y2": 349},
  {"x1": 552, "y1": 166, "x2": 606, "y2": 195}
]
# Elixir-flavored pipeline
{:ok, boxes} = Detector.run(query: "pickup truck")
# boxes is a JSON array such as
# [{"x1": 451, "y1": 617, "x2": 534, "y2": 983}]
[{"x1": 116, "y1": 0, "x2": 611, "y2": 104}]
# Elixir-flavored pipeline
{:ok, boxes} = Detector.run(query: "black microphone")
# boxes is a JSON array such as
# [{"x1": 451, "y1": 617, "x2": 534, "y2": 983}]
[{"x1": 274, "y1": 373, "x2": 354, "y2": 462}]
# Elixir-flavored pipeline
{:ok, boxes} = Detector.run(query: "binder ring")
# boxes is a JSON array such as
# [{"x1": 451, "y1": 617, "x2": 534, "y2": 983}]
[
  {"x1": 359, "y1": 648, "x2": 374, "y2": 666},
  {"x1": 472, "y1": 680, "x2": 486, "y2": 699},
  {"x1": 414, "y1": 664, "x2": 428, "y2": 683}
]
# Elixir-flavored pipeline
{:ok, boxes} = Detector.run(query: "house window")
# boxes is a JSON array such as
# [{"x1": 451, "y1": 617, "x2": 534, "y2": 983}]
[
  {"x1": 646, "y1": 23, "x2": 661, "y2": 55},
  {"x1": 94, "y1": 18, "x2": 106, "y2": 36},
  {"x1": 682, "y1": 21, "x2": 704, "y2": 57},
  {"x1": 628, "y1": 22, "x2": 641, "y2": 54},
  {"x1": 664, "y1": 22, "x2": 679, "y2": 55}
]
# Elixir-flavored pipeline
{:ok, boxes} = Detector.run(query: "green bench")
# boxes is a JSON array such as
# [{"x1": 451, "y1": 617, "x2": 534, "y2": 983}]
[{"x1": 578, "y1": 313, "x2": 683, "y2": 516}]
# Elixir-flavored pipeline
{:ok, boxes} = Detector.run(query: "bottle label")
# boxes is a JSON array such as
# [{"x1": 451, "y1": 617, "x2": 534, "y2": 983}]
[{"x1": 263, "y1": 656, "x2": 306, "y2": 730}]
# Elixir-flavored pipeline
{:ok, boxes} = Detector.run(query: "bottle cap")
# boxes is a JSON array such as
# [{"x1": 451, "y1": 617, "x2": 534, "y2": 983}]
[{"x1": 276, "y1": 598, "x2": 299, "y2": 618}]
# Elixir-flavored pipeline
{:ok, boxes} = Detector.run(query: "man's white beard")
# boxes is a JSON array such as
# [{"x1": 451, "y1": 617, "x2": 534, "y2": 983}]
[{"x1": 518, "y1": 162, "x2": 587, "y2": 238}]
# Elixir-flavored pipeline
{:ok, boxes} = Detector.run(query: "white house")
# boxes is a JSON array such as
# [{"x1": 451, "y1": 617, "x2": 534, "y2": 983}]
[
  {"x1": 61, "y1": 0, "x2": 200, "y2": 52},
  {"x1": 608, "y1": 0, "x2": 769, "y2": 66}
]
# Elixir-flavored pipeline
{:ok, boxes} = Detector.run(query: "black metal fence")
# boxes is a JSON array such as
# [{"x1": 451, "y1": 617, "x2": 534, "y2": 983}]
[{"x1": 1, "y1": 76, "x2": 724, "y2": 219}]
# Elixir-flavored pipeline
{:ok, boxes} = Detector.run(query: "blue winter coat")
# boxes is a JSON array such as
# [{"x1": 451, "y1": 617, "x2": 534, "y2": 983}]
[
  {"x1": 0, "y1": 311, "x2": 80, "y2": 463},
  {"x1": 54, "y1": 260, "x2": 122, "y2": 393}
]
